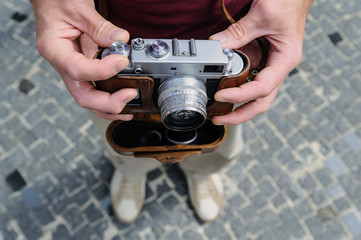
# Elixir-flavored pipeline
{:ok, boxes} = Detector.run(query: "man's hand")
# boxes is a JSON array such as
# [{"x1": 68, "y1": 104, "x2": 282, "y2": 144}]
[
  {"x1": 210, "y1": 0, "x2": 312, "y2": 125},
  {"x1": 31, "y1": 0, "x2": 138, "y2": 120}
]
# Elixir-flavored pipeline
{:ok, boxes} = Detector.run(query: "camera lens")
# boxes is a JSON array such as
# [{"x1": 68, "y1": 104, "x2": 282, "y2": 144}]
[
  {"x1": 158, "y1": 76, "x2": 207, "y2": 131},
  {"x1": 165, "y1": 129, "x2": 198, "y2": 145}
]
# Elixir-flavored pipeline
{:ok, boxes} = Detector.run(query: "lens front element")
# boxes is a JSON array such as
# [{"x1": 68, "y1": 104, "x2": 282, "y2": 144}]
[{"x1": 158, "y1": 76, "x2": 207, "y2": 131}]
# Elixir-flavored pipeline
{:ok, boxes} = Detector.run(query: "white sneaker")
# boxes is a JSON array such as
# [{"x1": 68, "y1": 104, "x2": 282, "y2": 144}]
[
  {"x1": 110, "y1": 168, "x2": 146, "y2": 224},
  {"x1": 184, "y1": 172, "x2": 224, "y2": 222}
]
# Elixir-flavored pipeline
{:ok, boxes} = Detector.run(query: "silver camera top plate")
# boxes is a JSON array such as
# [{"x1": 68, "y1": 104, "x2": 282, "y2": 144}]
[{"x1": 108, "y1": 38, "x2": 244, "y2": 81}]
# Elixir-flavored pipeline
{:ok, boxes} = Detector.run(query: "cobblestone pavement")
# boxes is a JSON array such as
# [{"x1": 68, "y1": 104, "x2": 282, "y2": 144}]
[{"x1": 1, "y1": 0, "x2": 361, "y2": 239}]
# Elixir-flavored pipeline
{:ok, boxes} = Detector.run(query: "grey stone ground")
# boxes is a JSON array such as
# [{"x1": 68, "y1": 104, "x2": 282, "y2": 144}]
[{"x1": 0, "y1": 0, "x2": 361, "y2": 239}]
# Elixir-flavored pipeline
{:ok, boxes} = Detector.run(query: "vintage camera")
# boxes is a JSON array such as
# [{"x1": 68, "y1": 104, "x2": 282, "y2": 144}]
[{"x1": 95, "y1": 38, "x2": 250, "y2": 131}]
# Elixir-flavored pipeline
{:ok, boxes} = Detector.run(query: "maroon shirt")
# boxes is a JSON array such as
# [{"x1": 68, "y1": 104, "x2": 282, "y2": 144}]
[{"x1": 108, "y1": 0, "x2": 251, "y2": 39}]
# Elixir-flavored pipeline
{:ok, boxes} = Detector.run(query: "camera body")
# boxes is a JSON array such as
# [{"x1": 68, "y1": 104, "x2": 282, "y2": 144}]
[{"x1": 95, "y1": 38, "x2": 250, "y2": 131}]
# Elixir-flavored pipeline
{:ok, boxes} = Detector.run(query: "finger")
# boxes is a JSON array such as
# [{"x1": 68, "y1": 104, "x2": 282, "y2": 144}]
[
  {"x1": 214, "y1": 48, "x2": 293, "y2": 104},
  {"x1": 63, "y1": 78, "x2": 138, "y2": 114},
  {"x1": 212, "y1": 85, "x2": 281, "y2": 125},
  {"x1": 74, "y1": 7, "x2": 129, "y2": 47},
  {"x1": 45, "y1": 37, "x2": 129, "y2": 81},
  {"x1": 91, "y1": 110, "x2": 134, "y2": 121},
  {"x1": 209, "y1": 10, "x2": 262, "y2": 49},
  {"x1": 63, "y1": 49, "x2": 129, "y2": 81}
]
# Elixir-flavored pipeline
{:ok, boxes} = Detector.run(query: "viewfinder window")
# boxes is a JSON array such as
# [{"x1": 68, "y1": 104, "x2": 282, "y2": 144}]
[{"x1": 203, "y1": 65, "x2": 224, "y2": 73}]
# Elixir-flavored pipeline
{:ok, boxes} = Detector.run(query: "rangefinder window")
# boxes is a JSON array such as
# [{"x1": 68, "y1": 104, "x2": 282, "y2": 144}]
[{"x1": 203, "y1": 65, "x2": 224, "y2": 73}]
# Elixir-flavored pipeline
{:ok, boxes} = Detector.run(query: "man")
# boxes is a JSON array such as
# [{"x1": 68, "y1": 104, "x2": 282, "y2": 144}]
[{"x1": 30, "y1": 0, "x2": 312, "y2": 223}]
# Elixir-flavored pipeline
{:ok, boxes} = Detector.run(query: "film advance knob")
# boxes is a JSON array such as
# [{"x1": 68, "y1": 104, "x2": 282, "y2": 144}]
[{"x1": 110, "y1": 41, "x2": 130, "y2": 57}]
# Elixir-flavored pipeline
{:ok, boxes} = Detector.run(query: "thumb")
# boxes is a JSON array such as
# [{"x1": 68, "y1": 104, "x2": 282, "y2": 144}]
[
  {"x1": 209, "y1": 13, "x2": 259, "y2": 49},
  {"x1": 78, "y1": 8, "x2": 130, "y2": 48}
]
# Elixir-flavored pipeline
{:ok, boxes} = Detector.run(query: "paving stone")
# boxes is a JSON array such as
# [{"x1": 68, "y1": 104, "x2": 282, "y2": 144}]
[
  {"x1": 325, "y1": 220, "x2": 348, "y2": 240},
  {"x1": 17, "y1": 19, "x2": 35, "y2": 40},
  {"x1": 3, "y1": 115, "x2": 28, "y2": 137},
  {"x1": 16, "y1": 210, "x2": 43, "y2": 240},
  {"x1": 285, "y1": 184, "x2": 304, "y2": 201},
  {"x1": 31, "y1": 204, "x2": 55, "y2": 226},
  {"x1": 147, "y1": 167, "x2": 163, "y2": 181},
  {"x1": 258, "y1": 179, "x2": 276, "y2": 197},
  {"x1": 62, "y1": 205, "x2": 87, "y2": 231},
  {"x1": 256, "y1": 122, "x2": 283, "y2": 152},
  {"x1": 52, "y1": 224, "x2": 72, "y2": 240},
  {"x1": 271, "y1": 224, "x2": 292, "y2": 240},
  {"x1": 342, "y1": 213, "x2": 361, "y2": 235},
  {"x1": 238, "y1": 176, "x2": 255, "y2": 195},
  {"x1": 96, "y1": 160, "x2": 114, "y2": 184},
  {"x1": 259, "y1": 209, "x2": 280, "y2": 229},
  {"x1": 319, "y1": 124, "x2": 339, "y2": 142},
  {"x1": 310, "y1": 188, "x2": 329, "y2": 206},
  {"x1": 29, "y1": 141, "x2": 54, "y2": 161},
  {"x1": 244, "y1": 217, "x2": 266, "y2": 236},
  {"x1": 74, "y1": 226, "x2": 101, "y2": 240},
  {"x1": 182, "y1": 229, "x2": 204, "y2": 240},
  {"x1": 123, "y1": 229, "x2": 142, "y2": 240},
  {"x1": 21, "y1": 187, "x2": 43, "y2": 208},
  {"x1": 325, "y1": 155, "x2": 346, "y2": 175},
  {"x1": 155, "y1": 180, "x2": 172, "y2": 197},
  {"x1": 294, "y1": 199, "x2": 313, "y2": 218},
  {"x1": 249, "y1": 164, "x2": 267, "y2": 181},
  {"x1": 161, "y1": 194, "x2": 179, "y2": 211},
  {"x1": 344, "y1": 132, "x2": 361, "y2": 152},
  {"x1": 250, "y1": 192, "x2": 268, "y2": 209},
  {"x1": 327, "y1": 185, "x2": 343, "y2": 198},
  {"x1": 279, "y1": 208, "x2": 306, "y2": 238},
  {"x1": 165, "y1": 165, "x2": 188, "y2": 196},
  {"x1": 342, "y1": 151, "x2": 361, "y2": 169},
  {"x1": 315, "y1": 168, "x2": 334, "y2": 187},
  {"x1": 317, "y1": 205, "x2": 337, "y2": 222},
  {"x1": 332, "y1": 139, "x2": 351, "y2": 155},
  {"x1": 18, "y1": 129, "x2": 38, "y2": 147},
  {"x1": 83, "y1": 202, "x2": 105, "y2": 223},
  {"x1": 18, "y1": 78, "x2": 35, "y2": 94},
  {"x1": 305, "y1": 215, "x2": 325, "y2": 237},
  {"x1": 286, "y1": 132, "x2": 305, "y2": 150},
  {"x1": 0, "y1": 0, "x2": 361, "y2": 239},
  {"x1": 5, "y1": 169, "x2": 27, "y2": 191},
  {"x1": 239, "y1": 205, "x2": 258, "y2": 222},
  {"x1": 60, "y1": 174, "x2": 82, "y2": 194},
  {"x1": 328, "y1": 32, "x2": 343, "y2": 46},
  {"x1": 334, "y1": 197, "x2": 351, "y2": 212},
  {"x1": 142, "y1": 200, "x2": 171, "y2": 234},
  {"x1": 229, "y1": 218, "x2": 250, "y2": 239},
  {"x1": 271, "y1": 193, "x2": 286, "y2": 209},
  {"x1": 100, "y1": 196, "x2": 113, "y2": 217}
]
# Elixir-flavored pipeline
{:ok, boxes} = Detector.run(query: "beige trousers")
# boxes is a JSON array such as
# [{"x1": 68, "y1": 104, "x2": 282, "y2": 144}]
[{"x1": 87, "y1": 111, "x2": 244, "y2": 181}]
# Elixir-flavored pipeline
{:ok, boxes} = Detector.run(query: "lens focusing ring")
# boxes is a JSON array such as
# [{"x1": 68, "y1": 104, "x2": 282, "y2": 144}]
[{"x1": 158, "y1": 76, "x2": 207, "y2": 131}]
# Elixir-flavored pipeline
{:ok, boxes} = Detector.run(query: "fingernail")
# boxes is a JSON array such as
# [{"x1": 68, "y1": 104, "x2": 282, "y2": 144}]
[
  {"x1": 211, "y1": 32, "x2": 227, "y2": 43},
  {"x1": 110, "y1": 29, "x2": 127, "y2": 42}
]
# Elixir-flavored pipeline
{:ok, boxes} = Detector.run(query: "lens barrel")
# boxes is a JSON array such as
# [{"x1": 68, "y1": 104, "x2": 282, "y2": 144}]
[{"x1": 158, "y1": 76, "x2": 207, "y2": 131}]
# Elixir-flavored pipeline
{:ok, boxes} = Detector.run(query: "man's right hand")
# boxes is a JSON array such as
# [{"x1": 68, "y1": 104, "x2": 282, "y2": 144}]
[{"x1": 31, "y1": 0, "x2": 138, "y2": 120}]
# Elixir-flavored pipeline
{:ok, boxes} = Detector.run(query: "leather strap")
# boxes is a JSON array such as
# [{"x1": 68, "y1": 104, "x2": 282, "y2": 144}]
[{"x1": 221, "y1": 0, "x2": 268, "y2": 81}]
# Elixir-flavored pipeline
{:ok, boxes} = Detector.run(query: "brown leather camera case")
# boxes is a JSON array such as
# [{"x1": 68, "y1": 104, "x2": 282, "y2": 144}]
[{"x1": 95, "y1": 50, "x2": 250, "y2": 163}]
